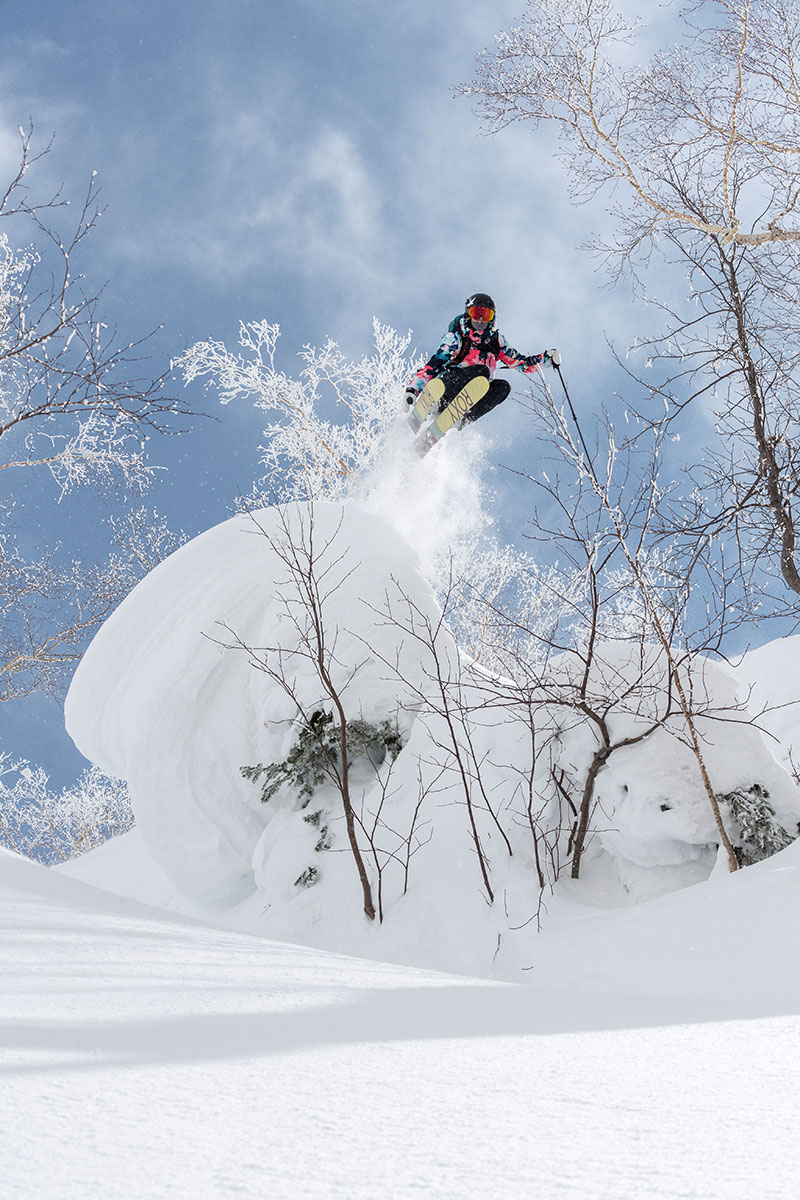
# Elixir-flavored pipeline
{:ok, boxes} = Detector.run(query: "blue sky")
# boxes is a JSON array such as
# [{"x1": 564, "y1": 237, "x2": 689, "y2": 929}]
[{"x1": 4, "y1": 0, "x2": 688, "y2": 782}]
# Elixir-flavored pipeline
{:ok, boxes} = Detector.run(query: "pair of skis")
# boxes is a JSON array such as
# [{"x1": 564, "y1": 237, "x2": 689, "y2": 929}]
[{"x1": 406, "y1": 375, "x2": 490, "y2": 456}]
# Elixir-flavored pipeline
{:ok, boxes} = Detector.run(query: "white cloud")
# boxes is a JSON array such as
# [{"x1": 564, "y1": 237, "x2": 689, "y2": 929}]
[
  {"x1": 249, "y1": 126, "x2": 387, "y2": 282},
  {"x1": 0, "y1": 3, "x2": 682, "y2": 399}
]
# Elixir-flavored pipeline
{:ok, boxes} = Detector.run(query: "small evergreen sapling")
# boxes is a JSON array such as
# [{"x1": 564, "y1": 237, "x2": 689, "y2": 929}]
[
  {"x1": 304, "y1": 808, "x2": 332, "y2": 852},
  {"x1": 241, "y1": 709, "x2": 404, "y2": 889},
  {"x1": 294, "y1": 866, "x2": 319, "y2": 889},
  {"x1": 241, "y1": 710, "x2": 403, "y2": 808},
  {"x1": 717, "y1": 783, "x2": 794, "y2": 867},
  {"x1": 241, "y1": 710, "x2": 339, "y2": 807}
]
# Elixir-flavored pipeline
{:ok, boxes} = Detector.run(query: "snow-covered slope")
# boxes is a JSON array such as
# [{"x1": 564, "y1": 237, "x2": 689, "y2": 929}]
[
  {"x1": 58, "y1": 821, "x2": 800, "y2": 1017},
  {"x1": 5, "y1": 845, "x2": 800, "y2": 1200}
]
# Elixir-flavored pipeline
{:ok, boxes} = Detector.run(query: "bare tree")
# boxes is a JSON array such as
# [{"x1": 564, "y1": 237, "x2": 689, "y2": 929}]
[
  {"x1": 364, "y1": 570, "x2": 572, "y2": 916},
  {"x1": 1, "y1": 504, "x2": 184, "y2": 702},
  {"x1": 351, "y1": 751, "x2": 436, "y2": 924},
  {"x1": 216, "y1": 505, "x2": 382, "y2": 920},
  {"x1": 513, "y1": 370, "x2": 754, "y2": 871},
  {"x1": 0, "y1": 754, "x2": 133, "y2": 864},
  {"x1": 467, "y1": 0, "x2": 800, "y2": 604},
  {"x1": 365, "y1": 577, "x2": 496, "y2": 904},
  {"x1": 0, "y1": 127, "x2": 189, "y2": 703}
]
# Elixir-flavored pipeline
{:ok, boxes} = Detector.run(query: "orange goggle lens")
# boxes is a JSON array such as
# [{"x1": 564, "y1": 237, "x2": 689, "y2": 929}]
[{"x1": 467, "y1": 305, "x2": 495, "y2": 322}]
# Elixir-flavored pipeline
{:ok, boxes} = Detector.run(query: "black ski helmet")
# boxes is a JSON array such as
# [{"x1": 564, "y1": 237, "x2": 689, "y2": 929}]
[{"x1": 465, "y1": 292, "x2": 496, "y2": 313}]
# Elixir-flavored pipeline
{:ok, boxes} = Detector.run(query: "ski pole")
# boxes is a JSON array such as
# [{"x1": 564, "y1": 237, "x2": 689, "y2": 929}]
[{"x1": 555, "y1": 364, "x2": 594, "y2": 471}]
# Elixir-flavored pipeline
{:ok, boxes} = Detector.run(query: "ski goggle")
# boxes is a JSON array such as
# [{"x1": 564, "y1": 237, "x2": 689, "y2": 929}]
[{"x1": 467, "y1": 305, "x2": 495, "y2": 323}]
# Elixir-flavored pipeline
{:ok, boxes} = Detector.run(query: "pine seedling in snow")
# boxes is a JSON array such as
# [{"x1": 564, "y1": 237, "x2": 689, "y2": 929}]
[
  {"x1": 717, "y1": 784, "x2": 794, "y2": 867},
  {"x1": 294, "y1": 866, "x2": 319, "y2": 889},
  {"x1": 303, "y1": 809, "x2": 333, "y2": 853},
  {"x1": 241, "y1": 712, "x2": 404, "y2": 890},
  {"x1": 241, "y1": 710, "x2": 339, "y2": 807},
  {"x1": 241, "y1": 710, "x2": 404, "y2": 809}
]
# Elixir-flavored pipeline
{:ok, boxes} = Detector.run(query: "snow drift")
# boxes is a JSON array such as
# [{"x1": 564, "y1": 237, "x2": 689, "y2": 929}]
[
  {"x1": 65, "y1": 503, "x2": 448, "y2": 905},
  {"x1": 66, "y1": 501, "x2": 800, "y2": 977}
]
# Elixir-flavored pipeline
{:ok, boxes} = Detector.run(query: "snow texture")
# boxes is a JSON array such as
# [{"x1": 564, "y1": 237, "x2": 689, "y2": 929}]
[
  {"x1": 15, "y1": 501, "x2": 800, "y2": 1196},
  {"x1": 4, "y1": 842, "x2": 800, "y2": 1200},
  {"x1": 65, "y1": 500, "x2": 800, "y2": 977},
  {"x1": 66, "y1": 503, "x2": 445, "y2": 902}
]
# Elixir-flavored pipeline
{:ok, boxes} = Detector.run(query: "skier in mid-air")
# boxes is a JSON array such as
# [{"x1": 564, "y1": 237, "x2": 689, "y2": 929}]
[{"x1": 404, "y1": 292, "x2": 560, "y2": 427}]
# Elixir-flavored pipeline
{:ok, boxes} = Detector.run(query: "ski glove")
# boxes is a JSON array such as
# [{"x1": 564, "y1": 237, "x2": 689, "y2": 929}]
[
  {"x1": 544, "y1": 348, "x2": 562, "y2": 368},
  {"x1": 404, "y1": 389, "x2": 417, "y2": 407}
]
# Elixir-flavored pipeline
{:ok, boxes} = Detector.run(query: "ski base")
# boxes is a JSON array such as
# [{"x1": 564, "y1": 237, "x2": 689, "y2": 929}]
[
  {"x1": 407, "y1": 378, "x2": 446, "y2": 434},
  {"x1": 414, "y1": 376, "x2": 490, "y2": 456}
]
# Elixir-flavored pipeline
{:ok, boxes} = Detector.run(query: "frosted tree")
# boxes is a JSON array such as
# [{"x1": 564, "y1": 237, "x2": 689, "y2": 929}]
[
  {"x1": 0, "y1": 129, "x2": 186, "y2": 487},
  {"x1": 0, "y1": 126, "x2": 190, "y2": 862},
  {"x1": 0, "y1": 126, "x2": 189, "y2": 703},
  {"x1": 468, "y1": 0, "x2": 800, "y2": 606},
  {"x1": 0, "y1": 754, "x2": 133, "y2": 864},
  {"x1": 178, "y1": 317, "x2": 415, "y2": 505}
]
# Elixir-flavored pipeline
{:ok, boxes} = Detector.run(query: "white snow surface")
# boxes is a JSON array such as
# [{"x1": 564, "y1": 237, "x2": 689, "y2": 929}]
[
  {"x1": 4, "y1": 842, "x2": 800, "y2": 1199},
  {"x1": 12, "y1": 504, "x2": 800, "y2": 1195},
  {"x1": 65, "y1": 502, "x2": 449, "y2": 903},
  {"x1": 736, "y1": 635, "x2": 800, "y2": 771},
  {"x1": 64, "y1": 501, "x2": 800, "y2": 979}
]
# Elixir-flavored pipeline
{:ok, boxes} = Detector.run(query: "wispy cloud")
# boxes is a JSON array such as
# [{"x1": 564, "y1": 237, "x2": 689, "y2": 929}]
[
  {"x1": 0, "y1": 2, "x2": 682, "y2": 419},
  {"x1": 248, "y1": 126, "x2": 388, "y2": 282}
]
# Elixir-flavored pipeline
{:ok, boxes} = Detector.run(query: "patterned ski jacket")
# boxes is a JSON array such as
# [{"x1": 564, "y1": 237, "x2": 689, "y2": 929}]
[{"x1": 407, "y1": 314, "x2": 545, "y2": 396}]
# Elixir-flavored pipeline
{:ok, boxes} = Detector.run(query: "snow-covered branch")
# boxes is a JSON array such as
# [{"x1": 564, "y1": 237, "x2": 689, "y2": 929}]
[
  {"x1": 178, "y1": 317, "x2": 416, "y2": 503},
  {"x1": 468, "y1": 0, "x2": 800, "y2": 251},
  {"x1": 0, "y1": 753, "x2": 133, "y2": 864},
  {"x1": 0, "y1": 128, "x2": 189, "y2": 712}
]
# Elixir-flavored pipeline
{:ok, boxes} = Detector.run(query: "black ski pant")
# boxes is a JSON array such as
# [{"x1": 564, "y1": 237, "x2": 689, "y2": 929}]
[{"x1": 437, "y1": 366, "x2": 511, "y2": 425}]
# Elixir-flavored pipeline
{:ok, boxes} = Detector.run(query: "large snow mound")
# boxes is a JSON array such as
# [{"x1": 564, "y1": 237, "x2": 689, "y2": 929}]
[
  {"x1": 736, "y1": 636, "x2": 800, "y2": 773},
  {"x1": 66, "y1": 501, "x2": 800, "y2": 977},
  {"x1": 66, "y1": 503, "x2": 446, "y2": 906}
]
